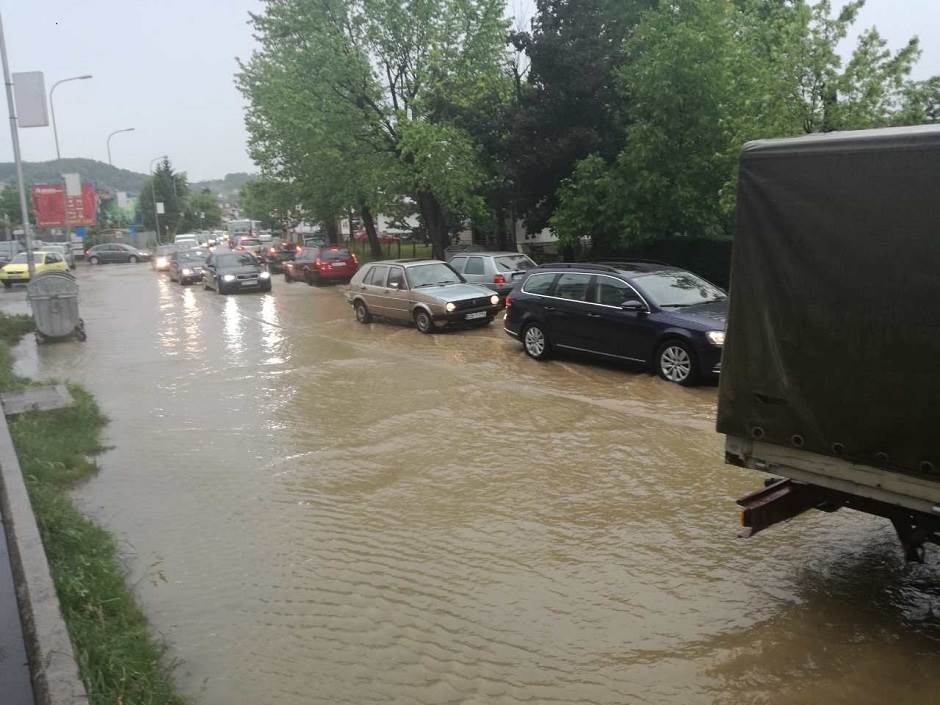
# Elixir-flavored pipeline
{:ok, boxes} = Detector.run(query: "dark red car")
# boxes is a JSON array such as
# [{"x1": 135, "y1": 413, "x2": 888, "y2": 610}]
[{"x1": 284, "y1": 245, "x2": 359, "y2": 285}]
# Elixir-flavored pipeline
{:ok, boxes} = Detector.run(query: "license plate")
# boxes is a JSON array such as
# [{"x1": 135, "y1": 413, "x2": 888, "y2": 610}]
[
  {"x1": 465, "y1": 311, "x2": 486, "y2": 320},
  {"x1": 332, "y1": 262, "x2": 345, "y2": 268},
  {"x1": 241, "y1": 280, "x2": 256, "y2": 286}
]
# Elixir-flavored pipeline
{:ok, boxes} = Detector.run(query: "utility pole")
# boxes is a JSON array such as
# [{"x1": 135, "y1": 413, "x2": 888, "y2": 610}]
[
  {"x1": 0, "y1": 13, "x2": 36, "y2": 278},
  {"x1": 149, "y1": 155, "x2": 167, "y2": 245}
]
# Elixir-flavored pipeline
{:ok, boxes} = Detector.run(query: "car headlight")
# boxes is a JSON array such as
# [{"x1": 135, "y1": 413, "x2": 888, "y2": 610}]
[
  {"x1": 445, "y1": 302, "x2": 456, "y2": 313},
  {"x1": 706, "y1": 330, "x2": 726, "y2": 346},
  {"x1": 490, "y1": 294, "x2": 500, "y2": 306},
  {"x1": 223, "y1": 274, "x2": 236, "y2": 282},
  {"x1": 181, "y1": 268, "x2": 193, "y2": 276},
  {"x1": 259, "y1": 271, "x2": 270, "y2": 279}
]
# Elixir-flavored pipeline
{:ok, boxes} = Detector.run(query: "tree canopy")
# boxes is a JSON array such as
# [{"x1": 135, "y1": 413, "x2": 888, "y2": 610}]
[{"x1": 238, "y1": 0, "x2": 940, "y2": 256}]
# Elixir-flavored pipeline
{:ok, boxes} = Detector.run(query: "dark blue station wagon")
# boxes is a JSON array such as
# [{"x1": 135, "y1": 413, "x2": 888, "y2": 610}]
[{"x1": 504, "y1": 262, "x2": 727, "y2": 385}]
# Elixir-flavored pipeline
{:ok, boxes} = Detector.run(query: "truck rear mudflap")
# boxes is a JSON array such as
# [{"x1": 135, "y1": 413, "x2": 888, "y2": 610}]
[{"x1": 727, "y1": 435, "x2": 940, "y2": 562}]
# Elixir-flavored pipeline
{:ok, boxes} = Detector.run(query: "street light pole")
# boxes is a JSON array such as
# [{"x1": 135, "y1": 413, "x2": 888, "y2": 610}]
[
  {"x1": 0, "y1": 12, "x2": 35, "y2": 277},
  {"x1": 149, "y1": 155, "x2": 167, "y2": 246},
  {"x1": 106, "y1": 127, "x2": 135, "y2": 166},
  {"x1": 49, "y1": 74, "x2": 92, "y2": 160}
]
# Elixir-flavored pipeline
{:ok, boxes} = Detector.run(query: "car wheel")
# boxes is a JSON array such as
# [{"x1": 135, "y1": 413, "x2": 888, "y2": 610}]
[
  {"x1": 522, "y1": 323, "x2": 550, "y2": 360},
  {"x1": 89, "y1": 256, "x2": 100, "y2": 265},
  {"x1": 217, "y1": 278, "x2": 226, "y2": 295},
  {"x1": 284, "y1": 270, "x2": 293, "y2": 283},
  {"x1": 656, "y1": 339, "x2": 699, "y2": 386},
  {"x1": 414, "y1": 308, "x2": 434, "y2": 334},
  {"x1": 354, "y1": 300, "x2": 371, "y2": 324},
  {"x1": 129, "y1": 255, "x2": 138, "y2": 264}
]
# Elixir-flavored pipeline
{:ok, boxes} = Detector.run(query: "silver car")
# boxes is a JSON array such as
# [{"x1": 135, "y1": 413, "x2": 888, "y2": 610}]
[
  {"x1": 447, "y1": 251, "x2": 537, "y2": 297},
  {"x1": 346, "y1": 259, "x2": 502, "y2": 333}
]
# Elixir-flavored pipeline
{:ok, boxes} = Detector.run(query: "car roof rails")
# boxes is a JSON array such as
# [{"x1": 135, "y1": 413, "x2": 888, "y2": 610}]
[
  {"x1": 596, "y1": 259, "x2": 676, "y2": 270},
  {"x1": 535, "y1": 262, "x2": 621, "y2": 273}
]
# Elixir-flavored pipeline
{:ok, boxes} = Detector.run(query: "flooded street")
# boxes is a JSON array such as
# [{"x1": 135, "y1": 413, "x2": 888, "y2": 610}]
[{"x1": 6, "y1": 264, "x2": 940, "y2": 705}]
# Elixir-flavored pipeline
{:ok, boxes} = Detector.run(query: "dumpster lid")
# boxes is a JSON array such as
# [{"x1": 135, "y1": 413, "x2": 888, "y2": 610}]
[{"x1": 26, "y1": 271, "x2": 79, "y2": 298}]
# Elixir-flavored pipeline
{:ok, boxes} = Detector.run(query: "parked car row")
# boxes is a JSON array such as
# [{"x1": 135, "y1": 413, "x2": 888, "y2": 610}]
[{"x1": 345, "y1": 255, "x2": 728, "y2": 386}]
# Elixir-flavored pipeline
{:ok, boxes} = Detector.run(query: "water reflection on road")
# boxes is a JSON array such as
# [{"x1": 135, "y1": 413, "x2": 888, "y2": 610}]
[{"x1": 7, "y1": 265, "x2": 940, "y2": 705}]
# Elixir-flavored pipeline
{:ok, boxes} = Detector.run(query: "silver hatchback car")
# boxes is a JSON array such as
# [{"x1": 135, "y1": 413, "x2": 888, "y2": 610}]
[
  {"x1": 447, "y1": 251, "x2": 537, "y2": 296},
  {"x1": 346, "y1": 259, "x2": 502, "y2": 333}
]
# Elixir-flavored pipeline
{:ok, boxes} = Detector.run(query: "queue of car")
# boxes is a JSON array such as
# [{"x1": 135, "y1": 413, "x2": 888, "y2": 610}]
[{"x1": 146, "y1": 238, "x2": 727, "y2": 385}]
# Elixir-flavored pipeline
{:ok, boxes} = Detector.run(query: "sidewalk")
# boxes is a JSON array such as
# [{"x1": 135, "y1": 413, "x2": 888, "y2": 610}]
[{"x1": 0, "y1": 510, "x2": 34, "y2": 705}]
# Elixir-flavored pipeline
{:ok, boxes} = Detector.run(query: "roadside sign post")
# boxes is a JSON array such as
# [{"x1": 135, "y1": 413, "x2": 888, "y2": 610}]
[{"x1": 0, "y1": 13, "x2": 37, "y2": 278}]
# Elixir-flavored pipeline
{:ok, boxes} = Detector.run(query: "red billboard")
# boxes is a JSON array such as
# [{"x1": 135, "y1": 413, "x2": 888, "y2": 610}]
[{"x1": 31, "y1": 183, "x2": 98, "y2": 228}]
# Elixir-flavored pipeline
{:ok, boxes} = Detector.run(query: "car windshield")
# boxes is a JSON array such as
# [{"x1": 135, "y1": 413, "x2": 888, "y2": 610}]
[
  {"x1": 9, "y1": 253, "x2": 29, "y2": 264},
  {"x1": 214, "y1": 253, "x2": 257, "y2": 267},
  {"x1": 495, "y1": 255, "x2": 536, "y2": 272},
  {"x1": 406, "y1": 262, "x2": 463, "y2": 288},
  {"x1": 631, "y1": 271, "x2": 726, "y2": 307},
  {"x1": 320, "y1": 248, "x2": 350, "y2": 261}
]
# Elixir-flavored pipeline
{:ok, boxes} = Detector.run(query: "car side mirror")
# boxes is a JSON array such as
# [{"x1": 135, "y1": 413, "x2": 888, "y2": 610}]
[{"x1": 621, "y1": 299, "x2": 646, "y2": 312}]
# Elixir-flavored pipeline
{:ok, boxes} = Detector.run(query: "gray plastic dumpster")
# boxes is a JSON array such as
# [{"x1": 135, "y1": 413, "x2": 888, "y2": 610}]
[{"x1": 26, "y1": 271, "x2": 86, "y2": 343}]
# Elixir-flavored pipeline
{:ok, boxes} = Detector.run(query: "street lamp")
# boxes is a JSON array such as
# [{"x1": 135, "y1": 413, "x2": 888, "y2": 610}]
[
  {"x1": 150, "y1": 155, "x2": 168, "y2": 245},
  {"x1": 106, "y1": 127, "x2": 135, "y2": 166},
  {"x1": 49, "y1": 74, "x2": 92, "y2": 160}
]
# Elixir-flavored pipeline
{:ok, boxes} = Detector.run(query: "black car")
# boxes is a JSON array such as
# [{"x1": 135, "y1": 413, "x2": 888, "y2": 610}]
[
  {"x1": 203, "y1": 251, "x2": 272, "y2": 294},
  {"x1": 168, "y1": 248, "x2": 209, "y2": 285},
  {"x1": 504, "y1": 262, "x2": 727, "y2": 385},
  {"x1": 260, "y1": 240, "x2": 296, "y2": 273},
  {"x1": 86, "y1": 242, "x2": 152, "y2": 264}
]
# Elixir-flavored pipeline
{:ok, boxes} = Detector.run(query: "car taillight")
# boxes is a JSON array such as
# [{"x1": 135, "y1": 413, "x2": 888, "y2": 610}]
[
  {"x1": 85, "y1": 249, "x2": 90, "y2": 257},
  {"x1": 269, "y1": 247, "x2": 276, "y2": 255},
  {"x1": 493, "y1": 274, "x2": 506, "y2": 285},
  {"x1": 315, "y1": 258, "x2": 322, "y2": 267},
  {"x1": 505, "y1": 295, "x2": 512, "y2": 309},
  {"x1": 237, "y1": 245, "x2": 244, "y2": 250},
  {"x1": 351, "y1": 253, "x2": 358, "y2": 265},
  {"x1": 296, "y1": 244, "x2": 302, "y2": 252}
]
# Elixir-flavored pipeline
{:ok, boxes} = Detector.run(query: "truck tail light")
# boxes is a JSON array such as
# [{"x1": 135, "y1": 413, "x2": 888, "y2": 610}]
[{"x1": 493, "y1": 274, "x2": 506, "y2": 285}]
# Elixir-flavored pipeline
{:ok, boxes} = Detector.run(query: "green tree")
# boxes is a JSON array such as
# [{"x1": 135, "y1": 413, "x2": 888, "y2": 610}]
[
  {"x1": 180, "y1": 188, "x2": 222, "y2": 232},
  {"x1": 238, "y1": 0, "x2": 511, "y2": 259},
  {"x1": 241, "y1": 179, "x2": 304, "y2": 234},
  {"x1": 508, "y1": 0, "x2": 654, "y2": 235},
  {"x1": 0, "y1": 185, "x2": 34, "y2": 237},
  {"x1": 139, "y1": 159, "x2": 188, "y2": 242},
  {"x1": 551, "y1": 0, "x2": 936, "y2": 249}
]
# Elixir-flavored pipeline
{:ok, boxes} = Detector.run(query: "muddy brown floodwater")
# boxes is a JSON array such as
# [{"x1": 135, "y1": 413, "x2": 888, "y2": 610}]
[{"x1": 5, "y1": 264, "x2": 940, "y2": 704}]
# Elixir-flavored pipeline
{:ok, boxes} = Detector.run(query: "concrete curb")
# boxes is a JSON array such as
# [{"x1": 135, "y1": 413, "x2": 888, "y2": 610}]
[{"x1": 0, "y1": 409, "x2": 89, "y2": 705}]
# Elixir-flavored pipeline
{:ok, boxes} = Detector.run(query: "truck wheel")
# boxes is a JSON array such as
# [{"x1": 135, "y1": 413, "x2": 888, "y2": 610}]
[
  {"x1": 414, "y1": 309, "x2": 433, "y2": 334},
  {"x1": 522, "y1": 323, "x2": 550, "y2": 360},
  {"x1": 656, "y1": 339, "x2": 699, "y2": 386},
  {"x1": 355, "y1": 301, "x2": 371, "y2": 324}
]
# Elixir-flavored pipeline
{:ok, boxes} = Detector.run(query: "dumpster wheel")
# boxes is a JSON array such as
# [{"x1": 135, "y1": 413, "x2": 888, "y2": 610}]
[{"x1": 75, "y1": 319, "x2": 87, "y2": 342}]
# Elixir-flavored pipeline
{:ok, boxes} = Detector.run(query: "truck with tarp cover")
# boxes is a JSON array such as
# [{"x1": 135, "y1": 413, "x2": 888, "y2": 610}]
[{"x1": 718, "y1": 125, "x2": 940, "y2": 561}]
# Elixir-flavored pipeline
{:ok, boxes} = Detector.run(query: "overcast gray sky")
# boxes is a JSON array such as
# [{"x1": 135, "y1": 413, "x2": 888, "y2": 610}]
[{"x1": 1, "y1": 0, "x2": 939, "y2": 181}]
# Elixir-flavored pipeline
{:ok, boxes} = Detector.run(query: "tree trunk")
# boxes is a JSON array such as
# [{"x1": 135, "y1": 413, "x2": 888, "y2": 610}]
[
  {"x1": 325, "y1": 219, "x2": 340, "y2": 244},
  {"x1": 360, "y1": 204, "x2": 383, "y2": 259},
  {"x1": 416, "y1": 190, "x2": 448, "y2": 260}
]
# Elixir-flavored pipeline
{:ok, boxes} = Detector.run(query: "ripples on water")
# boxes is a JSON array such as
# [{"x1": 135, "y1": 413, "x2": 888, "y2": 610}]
[{"x1": 11, "y1": 267, "x2": 940, "y2": 705}]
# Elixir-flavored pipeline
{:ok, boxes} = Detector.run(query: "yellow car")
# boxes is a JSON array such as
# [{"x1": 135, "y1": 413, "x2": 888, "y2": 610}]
[{"x1": 0, "y1": 251, "x2": 69, "y2": 287}]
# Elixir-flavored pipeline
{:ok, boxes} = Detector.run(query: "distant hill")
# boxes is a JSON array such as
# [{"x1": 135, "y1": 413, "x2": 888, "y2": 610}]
[
  {"x1": 191, "y1": 172, "x2": 255, "y2": 200},
  {"x1": 0, "y1": 158, "x2": 148, "y2": 193},
  {"x1": 0, "y1": 158, "x2": 256, "y2": 200}
]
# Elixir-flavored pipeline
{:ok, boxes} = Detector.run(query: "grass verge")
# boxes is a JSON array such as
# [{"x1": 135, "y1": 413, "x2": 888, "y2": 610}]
[{"x1": 0, "y1": 313, "x2": 186, "y2": 705}]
